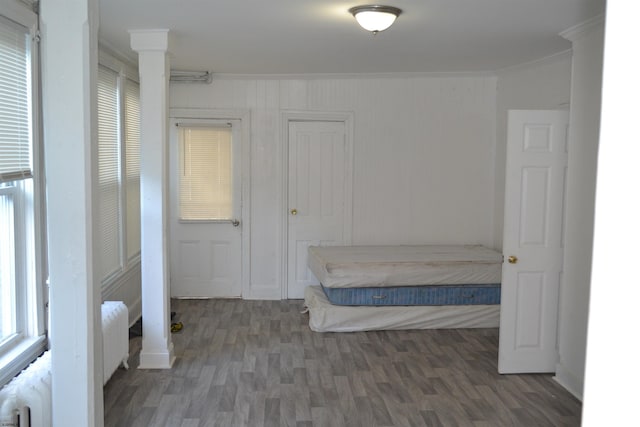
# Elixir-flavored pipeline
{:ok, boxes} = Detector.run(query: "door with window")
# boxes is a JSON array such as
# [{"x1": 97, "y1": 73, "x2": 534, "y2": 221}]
[{"x1": 169, "y1": 120, "x2": 242, "y2": 297}]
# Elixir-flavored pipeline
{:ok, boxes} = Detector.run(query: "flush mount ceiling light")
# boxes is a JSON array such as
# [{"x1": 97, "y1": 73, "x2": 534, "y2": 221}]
[{"x1": 349, "y1": 5, "x2": 402, "y2": 34}]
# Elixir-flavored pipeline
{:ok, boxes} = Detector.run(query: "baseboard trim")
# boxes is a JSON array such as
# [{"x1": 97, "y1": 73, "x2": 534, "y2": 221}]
[{"x1": 554, "y1": 363, "x2": 584, "y2": 401}]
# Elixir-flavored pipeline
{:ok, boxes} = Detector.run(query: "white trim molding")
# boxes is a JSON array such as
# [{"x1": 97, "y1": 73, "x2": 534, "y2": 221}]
[
  {"x1": 496, "y1": 49, "x2": 573, "y2": 76},
  {"x1": 211, "y1": 71, "x2": 496, "y2": 81},
  {"x1": 560, "y1": 14, "x2": 605, "y2": 42}
]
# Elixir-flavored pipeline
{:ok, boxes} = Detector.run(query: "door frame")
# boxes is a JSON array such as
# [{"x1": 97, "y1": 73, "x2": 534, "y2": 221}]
[
  {"x1": 280, "y1": 110, "x2": 355, "y2": 299},
  {"x1": 169, "y1": 108, "x2": 252, "y2": 298}
]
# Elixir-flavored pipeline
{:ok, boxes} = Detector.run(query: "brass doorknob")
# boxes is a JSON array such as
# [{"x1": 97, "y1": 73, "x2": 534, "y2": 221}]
[
  {"x1": 508, "y1": 255, "x2": 518, "y2": 264},
  {"x1": 290, "y1": 209, "x2": 297, "y2": 215}
]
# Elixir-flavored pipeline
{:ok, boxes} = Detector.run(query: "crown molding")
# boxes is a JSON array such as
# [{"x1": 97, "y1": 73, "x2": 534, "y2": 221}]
[
  {"x1": 496, "y1": 49, "x2": 572, "y2": 75},
  {"x1": 208, "y1": 70, "x2": 496, "y2": 81},
  {"x1": 98, "y1": 39, "x2": 138, "y2": 68},
  {"x1": 560, "y1": 14, "x2": 605, "y2": 42},
  {"x1": 98, "y1": 42, "x2": 139, "y2": 80}
]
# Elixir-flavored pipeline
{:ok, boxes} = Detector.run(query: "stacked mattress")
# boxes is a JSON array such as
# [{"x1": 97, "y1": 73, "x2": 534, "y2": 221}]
[{"x1": 303, "y1": 245, "x2": 503, "y2": 332}]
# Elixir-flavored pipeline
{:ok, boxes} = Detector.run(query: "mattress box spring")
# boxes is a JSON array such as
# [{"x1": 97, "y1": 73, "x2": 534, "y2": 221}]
[
  {"x1": 321, "y1": 283, "x2": 501, "y2": 306},
  {"x1": 305, "y1": 286, "x2": 500, "y2": 332}
]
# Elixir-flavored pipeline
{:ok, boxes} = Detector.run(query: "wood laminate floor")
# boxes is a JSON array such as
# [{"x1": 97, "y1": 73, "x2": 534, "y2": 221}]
[{"x1": 104, "y1": 299, "x2": 581, "y2": 427}]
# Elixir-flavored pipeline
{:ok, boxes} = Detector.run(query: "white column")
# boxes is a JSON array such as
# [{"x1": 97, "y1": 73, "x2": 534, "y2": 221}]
[
  {"x1": 40, "y1": 0, "x2": 104, "y2": 426},
  {"x1": 130, "y1": 30, "x2": 175, "y2": 369}
]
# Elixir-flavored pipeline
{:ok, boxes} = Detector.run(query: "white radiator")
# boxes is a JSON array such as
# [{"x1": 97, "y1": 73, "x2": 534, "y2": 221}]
[
  {"x1": 0, "y1": 351, "x2": 51, "y2": 427},
  {"x1": 102, "y1": 301, "x2": 129, "y2": 385},
  {"x1": 0, "y1": 302, "x2": 129, "y2": 426}
]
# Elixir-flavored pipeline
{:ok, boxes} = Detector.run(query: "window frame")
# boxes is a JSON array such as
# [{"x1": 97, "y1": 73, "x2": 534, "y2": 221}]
[{"x1": 0, "y1": 0, "x2": 47, "y2": 387}]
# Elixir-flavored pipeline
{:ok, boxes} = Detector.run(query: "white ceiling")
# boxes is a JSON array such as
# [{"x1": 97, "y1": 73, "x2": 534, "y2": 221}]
[{"x1": 98, "y1": 0, "x2": 606, "y2": 75}]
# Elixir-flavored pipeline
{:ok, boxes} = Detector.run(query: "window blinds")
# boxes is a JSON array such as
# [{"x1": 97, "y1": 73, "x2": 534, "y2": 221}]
[
  {"x1": 97, "y1": 65, "x2": 122, "y2": 278},
  {"x1": 0, "y1": 16, "x2": 31, "y2": 184},
  {"x1": 124, "y1": 79, "x2": 140, "y2": 259},
  {"x1": 179, "y1": 126, "x2": 233, "y2": 221}
]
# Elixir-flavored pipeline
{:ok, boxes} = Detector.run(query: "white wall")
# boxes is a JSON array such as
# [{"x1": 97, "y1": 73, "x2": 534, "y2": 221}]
[
  {"x1": 555, "y1": 17, "x2": 605, "y2": 399},
  {"x1": 171, "y1": 75, "x2": 498, "y2": 299},
  {"x1": 494, "y1": 52, "x2": 573, "y2": 249},
  {"x1": 583, "y1": 3, "x2": 640, "y2": 424}
]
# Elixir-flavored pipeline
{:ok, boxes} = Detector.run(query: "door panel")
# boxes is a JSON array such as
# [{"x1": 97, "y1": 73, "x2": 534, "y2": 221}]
[
  {"x1": 520, "y1": 167, "x2": 550, "y2": 245},
  {"x1": 499, "y1": 110, "x2": 568, "y2": 373},
  {"x1": 514, "y1": 272, "x2": 544, "y2": 348},
  {"x1": 287, "y1": 121, "x2": 346, "y2": 299},
  {"x1": 169, "y1": 120, "x2": 242, "y2": 298}
]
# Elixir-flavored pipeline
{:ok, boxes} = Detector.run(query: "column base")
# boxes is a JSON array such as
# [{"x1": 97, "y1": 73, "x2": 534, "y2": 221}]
[{"x1": 138, "y1": 342, "x2": 175, "y2": 369}]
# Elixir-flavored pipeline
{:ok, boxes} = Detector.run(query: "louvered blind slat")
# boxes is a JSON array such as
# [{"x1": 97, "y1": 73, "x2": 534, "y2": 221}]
[
  {"x1": 179, "y1": 127, "x2": 233, "y2": 220},
  {"x1": 124, "y1": 79, "x2": 140, "y2": 258},
  {"x1": 0, "y1": 16, "x2": 31, "y2": 184},
  {"x1": 97, "y1": 65, "x2": 122, "y2": 278}
]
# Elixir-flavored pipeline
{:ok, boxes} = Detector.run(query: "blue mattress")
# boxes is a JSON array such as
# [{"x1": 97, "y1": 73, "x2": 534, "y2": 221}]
[{"x1": 320, "y1": 283, "x2": 501, "y2": 306}]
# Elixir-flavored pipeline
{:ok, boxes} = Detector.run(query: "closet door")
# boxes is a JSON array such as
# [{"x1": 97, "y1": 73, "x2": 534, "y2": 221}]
[
  {"x1": 499, "y1": 110, "x2": 569, "y2": 373},
  {"x1": 286, "y1": 120, "x2": 347, "y2": 299}
]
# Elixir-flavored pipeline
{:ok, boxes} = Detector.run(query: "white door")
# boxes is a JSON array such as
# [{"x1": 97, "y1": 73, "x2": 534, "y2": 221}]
[
  {"x1": 169, "y1": 120, "x2": 242, "y2": 298},
  {"x1": 499, "y1": 110, "x2": 569, "y2": 373},
  {"x1": 287, "y1": 120, "x2": 348, "y2": 299}
]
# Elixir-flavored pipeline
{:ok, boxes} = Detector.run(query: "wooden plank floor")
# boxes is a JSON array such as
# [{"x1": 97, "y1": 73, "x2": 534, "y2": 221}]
[{"x1": 104, "y1": 299, "x2": 581, "y2": 426}]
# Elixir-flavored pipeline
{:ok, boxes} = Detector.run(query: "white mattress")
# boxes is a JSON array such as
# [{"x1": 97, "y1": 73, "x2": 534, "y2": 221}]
[
  {"x1": 307, "y1": 245, "x2": 502, "y2": 289},
  {"x1": 304, "y1": 286, "x2": 500, "y2": 332}
]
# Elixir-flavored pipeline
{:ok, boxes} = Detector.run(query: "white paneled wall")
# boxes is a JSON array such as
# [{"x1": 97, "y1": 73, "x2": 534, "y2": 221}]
[
  {"x1": 495, "y1": 53, "x2": 573, "y2": 249},
  {"x1": 171, "y1": 75, "x2": 498, "y2": 299}
]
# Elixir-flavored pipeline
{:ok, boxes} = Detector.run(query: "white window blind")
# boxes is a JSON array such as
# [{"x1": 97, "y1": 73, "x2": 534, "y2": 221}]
[
  {"x1": 124, "y1": 79, "x2": 140, "y2": 259},
  {"x1": 97, "y1": 65, "x2": 122, "y2": 279},
  {"x1": 0, "y1": 16, "x2": 31, "y2": 184},
  {"x1": 179, "y1": 126, "x2": 233, "y2": 221},
  {"x1": 96, "y1": 62, "x2": 141, "y2": 285}
]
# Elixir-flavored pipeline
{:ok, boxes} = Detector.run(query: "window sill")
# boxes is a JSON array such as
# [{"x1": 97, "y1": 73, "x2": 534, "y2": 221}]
[{"x1": 0, "y1": 335, "x2": 47, "y2": 387}]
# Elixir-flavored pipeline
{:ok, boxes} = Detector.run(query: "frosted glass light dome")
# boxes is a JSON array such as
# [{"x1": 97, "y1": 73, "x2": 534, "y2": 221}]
[{"x1": 349, "y1": 5, "x2": 402, "y2": 34}]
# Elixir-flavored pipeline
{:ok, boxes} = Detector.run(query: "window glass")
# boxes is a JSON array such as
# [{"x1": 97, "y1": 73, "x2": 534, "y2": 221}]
[{"x1": 0, "y1": 184, "x2": 17, "y2": 344}]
